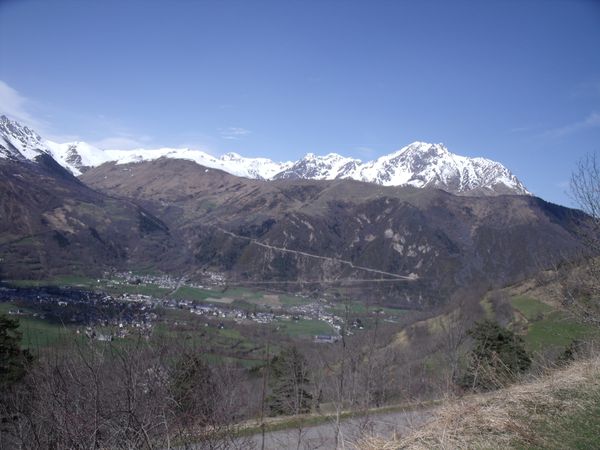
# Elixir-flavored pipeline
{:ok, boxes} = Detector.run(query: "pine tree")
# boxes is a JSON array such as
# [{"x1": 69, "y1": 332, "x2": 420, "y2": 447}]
[
  {"x1": 0, "y1": 313, "x2": 32, "y2": 388},
  {"x1": 267, "y1": 346, "x2": 312, "y2": 416},
  {"x1": 170, "y1": 353, "x2": 216, "y2": 425},
  {"x1": 460, "y1": 320, "x2": 531, "y2": 391}
]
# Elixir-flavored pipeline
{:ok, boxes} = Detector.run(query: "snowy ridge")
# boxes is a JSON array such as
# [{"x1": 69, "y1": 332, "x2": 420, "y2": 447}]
[
  {"x1": 219, "y1": 152, "x2": 293, "y2": 179},
  {"x1": 272, "y1": 142, "x2": 528, "y2": 195},
  {"x1": 0, "y1": 115, "x2": 529, "y2": 195},
  {"x1": 45, "y1": 141, "x2": 108, "y2": 175},
  {"x1": 106, "y1": 148, "x2": 293, "y2": 180},
  {"x1": 41, "y1": 143, "x2": 294, "y2": 179}
]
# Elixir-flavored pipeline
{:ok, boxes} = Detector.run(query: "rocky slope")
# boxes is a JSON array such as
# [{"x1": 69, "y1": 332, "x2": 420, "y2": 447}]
[{"x1": 80, "y1": 158, "x2": 587, "y2": 308}]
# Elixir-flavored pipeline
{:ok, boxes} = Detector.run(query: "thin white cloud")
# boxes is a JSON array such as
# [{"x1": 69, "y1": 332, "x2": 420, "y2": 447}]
[
  {"x1": 90, "y1": 136, "x2": 149, "y2": 150},
  {"x1": 543, "y1": 112, "x2": 600, "y2": 138},
  {"x1": 0, "y1": 80, "x2": 44, "y2": 129},
  {"x1": 219, "y1": 127, "x2": 251, "y2": 140}
]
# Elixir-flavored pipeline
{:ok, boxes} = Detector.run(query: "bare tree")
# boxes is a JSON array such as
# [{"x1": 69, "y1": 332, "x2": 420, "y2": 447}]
[
  {"x1": 565, "y1": 152, "x2": 600, "y2": 327},
  {"x1": 571, "y1": 153, "x2": 600, "y2": 223},
  {"x1": 1, "y1": 335, "x2": 254, "y2": 449}
]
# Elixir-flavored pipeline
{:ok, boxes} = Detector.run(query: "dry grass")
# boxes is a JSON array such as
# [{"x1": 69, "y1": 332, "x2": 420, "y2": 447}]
[{"x1": 356, "y1": 355, "x2": 600, "y2": 449}]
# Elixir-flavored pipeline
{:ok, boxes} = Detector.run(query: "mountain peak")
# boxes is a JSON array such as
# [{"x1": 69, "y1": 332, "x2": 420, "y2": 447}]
[
  {"x1": 401, "y1": 141, "x2": 448, "y2": 154},
  {"x1": 0, "y1": 115, "x2": 48, "y2": 161},
  {"x1": 407, "y1": 140, "x2": 444, "y2": 148}
]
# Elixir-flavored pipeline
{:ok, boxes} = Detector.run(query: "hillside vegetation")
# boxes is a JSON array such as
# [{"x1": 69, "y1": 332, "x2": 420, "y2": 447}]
[{"x1": 359, "y1": 353, "x2": 600, "y2": 449}]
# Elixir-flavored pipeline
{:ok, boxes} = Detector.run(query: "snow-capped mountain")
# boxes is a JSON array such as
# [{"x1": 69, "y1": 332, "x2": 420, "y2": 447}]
[
  {"x1": 0, "y1": 115, "x2": 49, "y2": 161},
  {"x1": 0, "y1": 115, "x2": 529, "y2": 195},
  {"x1": 352, "y1": 142, "x2": 529, "y2": 195}
]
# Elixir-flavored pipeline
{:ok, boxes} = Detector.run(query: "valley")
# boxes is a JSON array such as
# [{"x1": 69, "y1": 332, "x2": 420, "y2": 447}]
[
  {"x1": 0, "y1": 272, "x2": 412, "y2": 364},
  {"x1": 1, "y1": 116, "x2": 599, "y2": 449},
  {"x1": 2, "y1": 2, "x2": 598, "y2": 447}
]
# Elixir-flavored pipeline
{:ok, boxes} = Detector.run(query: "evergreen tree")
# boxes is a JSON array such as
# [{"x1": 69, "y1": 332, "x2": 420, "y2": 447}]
[
  {"x1": 268, "y1": 346, "x2": 312, "y2": 416},
  {"x1": 0, "y1": 313, "x2": 32, "y2": 388},
  {"x1": 170, "y1": 353, "x2": 216, "y2": 425},
  {"x1": 460, "y1": 320, "x2": 531, "y2": 391}
]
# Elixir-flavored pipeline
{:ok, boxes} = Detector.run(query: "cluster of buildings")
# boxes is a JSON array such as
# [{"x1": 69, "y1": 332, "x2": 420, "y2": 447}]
[
  {"x1": 0, "y1": 284, "x2": 158, "y2": 341},
  {"x1": 106, "y1": 270, "x2": 227, "y2": 290}
]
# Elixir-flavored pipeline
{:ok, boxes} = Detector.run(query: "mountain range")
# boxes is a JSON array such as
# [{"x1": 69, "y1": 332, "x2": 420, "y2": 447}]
[
  {"x1": 79, "y1": 158, "x2": 586, "y2": 308},
  {"x1": 0, "y1": 114, "x2": 586, "y2": 309},
  {"x1": 1, "y1": 115, "x2": 529, "y2": 196}
]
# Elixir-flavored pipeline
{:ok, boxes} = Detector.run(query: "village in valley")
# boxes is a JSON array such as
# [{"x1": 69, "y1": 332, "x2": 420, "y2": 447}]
[{"x1": 0, "y1": 271, "x2": 405, "y2": 348}]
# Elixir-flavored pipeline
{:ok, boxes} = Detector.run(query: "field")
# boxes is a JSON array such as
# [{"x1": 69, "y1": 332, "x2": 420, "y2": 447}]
[
  {"x1": 170, "y1": 286, "x2": 226, "y2": 301},
  {"x1": 510, "y1": 296, "x2": 553, "y2": 320},
  {"x1": 0, "y1": 302, "x2": 75, "y2": 350},
  {"x1": 524, "y1": 311, "x2": 597, "y2": 352},
  {"x1": 327, "y1": 299, "x2": 408, "y2": 316},
  {"x1": 510, "y1": 296, "x2": 598, "y2": 352},
  {"x1": 275, "y1": 318, "x2": 335, "y2": 338}
]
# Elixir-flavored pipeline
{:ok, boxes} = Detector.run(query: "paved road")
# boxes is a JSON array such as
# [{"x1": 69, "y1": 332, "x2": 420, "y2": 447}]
[{"x1": 247, "y1": 408, "x2": 432, "y2": 450}]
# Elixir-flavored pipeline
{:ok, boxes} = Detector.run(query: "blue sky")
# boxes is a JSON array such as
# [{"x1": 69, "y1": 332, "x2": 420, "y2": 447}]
[{"x1": 1, "y1": 0, "x2": 599, "y2": 206}]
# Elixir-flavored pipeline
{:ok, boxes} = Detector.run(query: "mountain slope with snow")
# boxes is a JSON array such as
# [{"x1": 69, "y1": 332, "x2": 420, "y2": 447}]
[
  {"x1": 0, "y1": 115, "x2": 49, "y2": 161},
  {"x1": 0, "y1": 115, "x2": 529, "y2": 195},
  {"x1": 44, "y1": 141, "x2": 109, "y2": 175}
]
